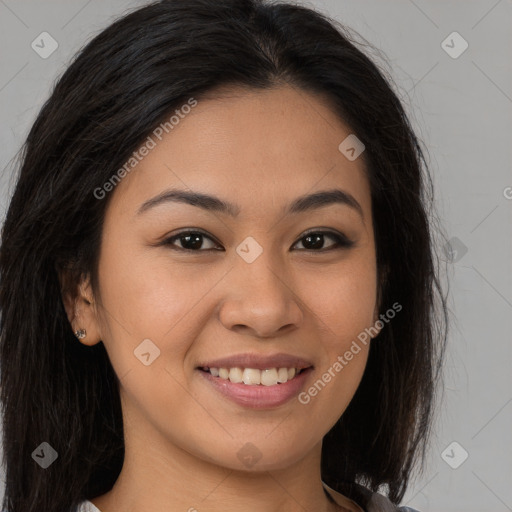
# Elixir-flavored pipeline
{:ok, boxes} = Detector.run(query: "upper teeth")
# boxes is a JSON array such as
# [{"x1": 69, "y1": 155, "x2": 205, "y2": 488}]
[{"x1": 206, "y1": 367, "x2": 300, "y2": 386}]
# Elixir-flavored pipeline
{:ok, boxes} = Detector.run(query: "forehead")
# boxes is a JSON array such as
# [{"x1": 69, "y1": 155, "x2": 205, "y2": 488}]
[{"x1": 107, "y1": 85, "x2": 372, "y2": 221}]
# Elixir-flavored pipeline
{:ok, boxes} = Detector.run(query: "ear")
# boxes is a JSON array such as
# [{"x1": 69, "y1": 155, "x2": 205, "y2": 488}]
[
  {"x1": 58, "y1": 269, "x2": 102, "y2": 346},
  {"x1": 372, "y1": 263, "x2": 390, "y2": 332}
]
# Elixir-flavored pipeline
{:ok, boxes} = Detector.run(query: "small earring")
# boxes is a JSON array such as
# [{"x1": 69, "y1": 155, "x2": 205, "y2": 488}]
[{"x1": 75, "y1": 328, "x2": 87, "y2": 340}]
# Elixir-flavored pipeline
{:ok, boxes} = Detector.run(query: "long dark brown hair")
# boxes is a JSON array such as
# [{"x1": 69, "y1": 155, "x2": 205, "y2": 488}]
[{"x1": 0, "y1": 0, "x2": 449, "y2": 510}]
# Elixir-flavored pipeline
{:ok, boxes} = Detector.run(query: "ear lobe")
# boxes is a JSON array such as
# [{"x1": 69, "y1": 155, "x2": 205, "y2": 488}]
[
  {"x1": 57, "y1": 269, "x2": 101, "y2": 345},
  {"x1": 372, "y1": 305, "x2": 380, "y2": 327}
]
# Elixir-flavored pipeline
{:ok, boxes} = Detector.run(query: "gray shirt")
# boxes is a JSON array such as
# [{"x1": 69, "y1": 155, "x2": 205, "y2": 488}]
[{"x1": 323, "y1": 481, "x2": 421, "y2": 512}]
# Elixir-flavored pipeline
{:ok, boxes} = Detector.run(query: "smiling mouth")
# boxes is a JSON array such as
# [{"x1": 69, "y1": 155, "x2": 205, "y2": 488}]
[{"x1": 198, "y1": 366, "x2": 310, "y2": 386}]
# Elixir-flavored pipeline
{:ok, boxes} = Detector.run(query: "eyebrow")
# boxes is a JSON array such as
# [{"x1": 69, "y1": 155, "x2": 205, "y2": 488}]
[{"x1": 137, "y1": 187, "x2": 364, "y2": 220}]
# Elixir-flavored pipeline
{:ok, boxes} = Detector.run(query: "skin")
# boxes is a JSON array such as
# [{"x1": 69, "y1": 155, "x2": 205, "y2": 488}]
[{"x1": 63, "y1": 84, "x2": 381, "y2": 512}]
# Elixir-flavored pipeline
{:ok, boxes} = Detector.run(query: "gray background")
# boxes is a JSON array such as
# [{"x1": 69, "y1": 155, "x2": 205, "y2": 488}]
[{"x1": 0, "y1": 1, "x2": 511, "y2": 510}]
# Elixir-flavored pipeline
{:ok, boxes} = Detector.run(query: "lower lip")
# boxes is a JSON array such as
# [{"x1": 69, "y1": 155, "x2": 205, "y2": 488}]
[{"x1": 197, "y1": 368, "x2": 313, "y2": 409}]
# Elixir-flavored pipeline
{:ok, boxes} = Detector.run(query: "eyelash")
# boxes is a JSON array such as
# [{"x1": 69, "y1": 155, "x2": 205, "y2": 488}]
[{"x1": 160, "y1": 228, "x2": 355, "y2": 253}]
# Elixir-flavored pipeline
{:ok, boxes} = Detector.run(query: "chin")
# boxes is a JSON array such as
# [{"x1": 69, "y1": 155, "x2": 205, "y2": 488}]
[{"x1": 196, "y1": 439, "x2": 315, "y2": 473}]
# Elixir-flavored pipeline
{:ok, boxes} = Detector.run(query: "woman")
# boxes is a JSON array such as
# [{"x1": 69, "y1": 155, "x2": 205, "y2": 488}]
[{"x1": 0, "y1": 0, "x2": 448, "y2": 511}]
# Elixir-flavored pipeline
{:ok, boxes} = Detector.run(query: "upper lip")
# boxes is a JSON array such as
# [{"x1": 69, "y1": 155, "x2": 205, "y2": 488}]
[{"x1": 197, "y1": 352, "x2": 314, "y2": 370}]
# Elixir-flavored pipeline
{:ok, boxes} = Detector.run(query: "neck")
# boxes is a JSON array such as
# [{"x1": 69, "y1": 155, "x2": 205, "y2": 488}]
[{"x1": 91, "y1": 419, "x2": 339, "y2": 512}]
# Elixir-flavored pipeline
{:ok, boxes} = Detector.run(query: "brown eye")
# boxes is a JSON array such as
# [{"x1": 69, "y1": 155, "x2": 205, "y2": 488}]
[
  {"x1": 160, "y1": 229, "x2": 354, "y2": 253},
  {"x1": 163, "y1": 230, "x2": 222, "y2": 252},
  {"x1": 293, "y1": 231, "x2": 355, "y2": 251}
]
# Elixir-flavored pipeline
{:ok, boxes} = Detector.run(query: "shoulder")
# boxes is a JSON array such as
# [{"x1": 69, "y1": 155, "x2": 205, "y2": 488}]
[
  {"x1": 322, "y1": 481, "x2": 422, "y2": 512},
  {"x1": 367, "y1": 490, "x2": 421, "y2": 512},
  {"x1": 76, "y1": 500, "x2": 102, "y2": 512},
  {"x1": 323, "y1": 481, "x2": 366, "y2": 511}
]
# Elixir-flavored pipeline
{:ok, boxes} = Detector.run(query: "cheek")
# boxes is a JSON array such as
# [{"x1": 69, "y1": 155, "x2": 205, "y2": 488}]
[
  {"x1": 299, "y1": 257, "x2": 377, "y2": 347},
  {"x1": 96, "y1": 223, "x2": 376, "y2": 376},
  {"x1": 95, "y1": 236, "x2": 211, "y2": 371},
  {"x1": 297, "y1": 264, "x2": 374, "y2": 418}
]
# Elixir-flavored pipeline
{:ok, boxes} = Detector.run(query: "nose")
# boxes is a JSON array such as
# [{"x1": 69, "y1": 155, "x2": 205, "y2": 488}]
[{"x1": 218, "y1": 254, "x2": 304, "y2": 338}]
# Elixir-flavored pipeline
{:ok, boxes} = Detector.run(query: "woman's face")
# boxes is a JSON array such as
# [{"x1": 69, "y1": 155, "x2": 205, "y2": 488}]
[{"x1": 85, "y1": 85, "x2": 379, "y2": 472}]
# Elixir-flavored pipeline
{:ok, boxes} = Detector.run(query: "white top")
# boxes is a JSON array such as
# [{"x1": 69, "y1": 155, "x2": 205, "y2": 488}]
[
  {"x1": 76, "y1": 482, "x2": 419, "y2": 512},
  {"x1": 77, "y1": 501, "x2": 102, "y2": 512}
]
